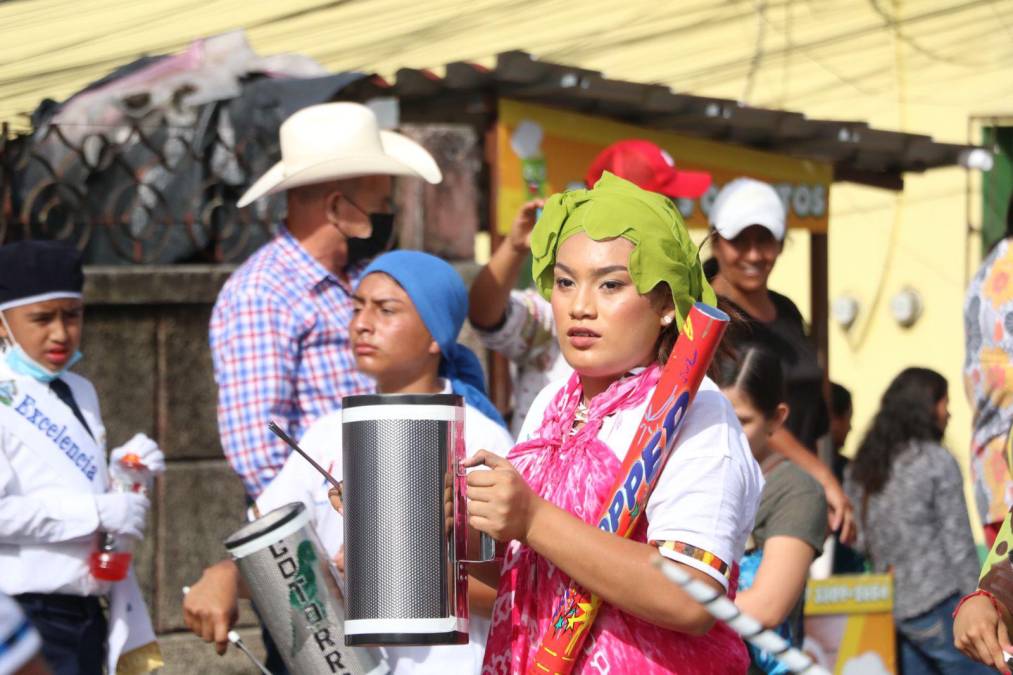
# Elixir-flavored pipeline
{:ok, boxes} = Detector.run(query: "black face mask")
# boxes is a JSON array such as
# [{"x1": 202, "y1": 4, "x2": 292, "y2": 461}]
[{"x1": 347, "y1": 212, "x2": 397, "y2": 264}]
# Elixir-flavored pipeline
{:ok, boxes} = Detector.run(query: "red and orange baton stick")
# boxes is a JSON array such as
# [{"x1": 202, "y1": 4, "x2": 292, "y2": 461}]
[{"x1": 528, "y1": 302, "x2": 729, "y2": 674}]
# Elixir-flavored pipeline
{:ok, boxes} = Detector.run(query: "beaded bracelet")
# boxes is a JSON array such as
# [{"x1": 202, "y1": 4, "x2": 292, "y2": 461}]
[{"x1": 953, "y1": 589, "x2": 1003, "y2": 619}]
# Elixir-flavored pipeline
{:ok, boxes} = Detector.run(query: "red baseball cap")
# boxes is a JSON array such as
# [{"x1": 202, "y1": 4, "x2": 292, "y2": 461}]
[{"x1": 585, "y1": 139, "x2": 712, "y2": 199}]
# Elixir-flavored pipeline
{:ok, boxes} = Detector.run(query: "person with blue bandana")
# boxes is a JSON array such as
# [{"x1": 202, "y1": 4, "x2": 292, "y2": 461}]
[
  {"x1": 184, "y1": 250, "x2": 513, "y2": 673},
  {"x1": 0, "y1": 241, "x2": 163, "y2": 675}
]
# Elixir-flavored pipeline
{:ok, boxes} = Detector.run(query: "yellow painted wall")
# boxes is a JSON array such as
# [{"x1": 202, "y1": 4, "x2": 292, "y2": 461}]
[
  {"x1": 773, "y1": 170, "x2": 982, "y2": 534},
  {"x1": 4, "y1": 0, "x2": 1013, "y2": 534}
]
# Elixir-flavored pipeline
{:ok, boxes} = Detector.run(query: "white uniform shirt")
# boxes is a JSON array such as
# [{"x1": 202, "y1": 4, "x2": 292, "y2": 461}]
[
  {"x1": 0, "y1": 591, "x2": 42, "y2": 675},
  {"x1": 257, "y1": 381, "x2": 515, "y2": 675},
  {"x1": 0, "y1": 359, "x2": 110, "y2": 596},
  {"x1": 519, "y1": 375, "x2": 764, "y2": 591}
]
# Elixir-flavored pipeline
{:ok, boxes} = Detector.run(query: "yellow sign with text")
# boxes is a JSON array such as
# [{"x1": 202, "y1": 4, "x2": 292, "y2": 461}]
[
  {"x1": 495, "y1": 98, "x2": 833, "y2": 235},
  {"x1": 804, "y1": 575, "x2": 896, "y2": 674},
  {"x1": 804, "y1": 574, "x2": 894, "y2": 615}
]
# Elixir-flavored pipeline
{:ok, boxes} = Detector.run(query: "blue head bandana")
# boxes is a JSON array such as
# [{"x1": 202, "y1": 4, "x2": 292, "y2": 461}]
[{"x1": 360, "y1": 251, "x2": 508, "y2": 429}]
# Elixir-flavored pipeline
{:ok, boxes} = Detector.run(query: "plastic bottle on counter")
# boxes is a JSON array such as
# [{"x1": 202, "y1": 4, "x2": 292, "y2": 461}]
[{"x1": 89, "y1": 453, "x2": 152, "y2": 582}]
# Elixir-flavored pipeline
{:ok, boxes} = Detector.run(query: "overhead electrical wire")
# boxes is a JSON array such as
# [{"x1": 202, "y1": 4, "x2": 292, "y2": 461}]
[
  {"x1": 550, "y1": 1, "x2": 785, "y2": 62},
  {"x1": 0, "y1": 0, "x2": 1007, "y2": 126},
  {"x1": 776, "y1": 0, "x2": 794, "y2": 106},
  {"x1": 654, "y1": 0, "x2": 992, "y2": 86},
  {"x1": 678, "y1": 3, "x2": 1002, "y2": 106},
  {"x1": 868, "y1": 0, "x2": 989, "y2": 67},
  {"x1": 988, "y1": 0, "x2": 1013, "y2": 42},
  {"x1": 2, "y1": 0, "x2": 219, "y2": 68},
  {"x1": 841, "y1": 0, "x2": 910, "y2": 353},
  {"x1": 741, "y1": 0, "x2": 769, "y2": 104},
  {"x1": 779, "y1": 18, "x2": 1013, "y2": 110}
]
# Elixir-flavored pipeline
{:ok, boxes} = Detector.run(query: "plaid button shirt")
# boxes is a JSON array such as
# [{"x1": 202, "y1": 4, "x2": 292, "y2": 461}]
[{"x1": 210, "y1": 229, "x2": 373, "y2": 497}]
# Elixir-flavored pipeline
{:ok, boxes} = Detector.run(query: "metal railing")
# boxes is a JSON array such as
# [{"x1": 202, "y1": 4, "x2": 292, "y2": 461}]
[{"x1": 0, "y1": 111, "x2": 285, "y2": 264}]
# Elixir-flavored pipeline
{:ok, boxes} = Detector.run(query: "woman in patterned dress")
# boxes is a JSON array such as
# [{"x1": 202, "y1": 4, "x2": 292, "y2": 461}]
[{"x1": 964, "y1": 194, "x2": 1013, "y2": 546}]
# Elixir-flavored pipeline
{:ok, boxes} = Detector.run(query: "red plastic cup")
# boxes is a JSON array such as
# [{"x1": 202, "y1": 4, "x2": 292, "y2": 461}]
[{"x1": 89, "y1": 549, "x2": 132, "y2": 581}]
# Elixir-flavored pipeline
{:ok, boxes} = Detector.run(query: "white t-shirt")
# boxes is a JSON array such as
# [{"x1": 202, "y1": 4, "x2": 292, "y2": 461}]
[
  {"x1": 518, "y1": 375, "x2": 764, "y2": 591},
  {"x1": 257, "y1": 382, "x2": 515, "y2": 675}
]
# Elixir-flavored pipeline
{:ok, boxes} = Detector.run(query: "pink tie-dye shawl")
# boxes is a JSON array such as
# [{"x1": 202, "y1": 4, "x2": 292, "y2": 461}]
[{"x1": 481, "y1": 367, "x2": 748, "y2": 675}]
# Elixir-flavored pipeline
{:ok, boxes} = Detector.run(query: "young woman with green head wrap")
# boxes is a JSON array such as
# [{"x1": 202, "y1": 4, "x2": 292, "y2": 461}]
[{"x1": 464, "y1": 173, "x2": 764, "y2": 674}]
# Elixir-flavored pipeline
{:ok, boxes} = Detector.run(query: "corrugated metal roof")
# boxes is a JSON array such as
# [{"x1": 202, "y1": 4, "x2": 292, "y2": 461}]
[{"x1": 341, "y1": 50, "x2": 980, "y2": 188}]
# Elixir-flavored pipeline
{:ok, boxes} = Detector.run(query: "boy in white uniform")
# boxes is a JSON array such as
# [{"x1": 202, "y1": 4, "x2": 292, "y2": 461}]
[
  {"x1": 184, "y1": 251, "x2": 514, "y2": 673},
  {"x1": 0, "y1": 241, "x2": 163, "y2": 675}
]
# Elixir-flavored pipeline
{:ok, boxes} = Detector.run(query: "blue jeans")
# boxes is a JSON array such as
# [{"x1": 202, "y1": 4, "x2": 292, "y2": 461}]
[{"x1": 897, "y1": 593, "x2": 994, "y2": 675}]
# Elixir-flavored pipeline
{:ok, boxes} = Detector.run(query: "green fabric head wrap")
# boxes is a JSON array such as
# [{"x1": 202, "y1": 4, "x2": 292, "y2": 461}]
[{"x1": 530, "y1": 171, "x2": 716, "y2": 331}]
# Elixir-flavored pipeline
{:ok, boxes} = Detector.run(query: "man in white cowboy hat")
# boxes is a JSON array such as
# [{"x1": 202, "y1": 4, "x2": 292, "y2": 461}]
[{"x1": 209, "y1": 102, "x2": 442, "y2": 503}]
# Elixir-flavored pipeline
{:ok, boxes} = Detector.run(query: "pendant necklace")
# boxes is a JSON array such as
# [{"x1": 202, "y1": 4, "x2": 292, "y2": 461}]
[{"x1": 571, "y1": 398, "x2": 590, "y2": 435}]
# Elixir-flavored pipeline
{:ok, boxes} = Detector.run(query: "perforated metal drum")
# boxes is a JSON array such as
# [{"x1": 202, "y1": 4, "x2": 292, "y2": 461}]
[
  {"x1": 341, "y1": 393, "x2": 469, "y2": 646},
  {"x1": 223, "y1": 502, "x2": 386, "y2": 674}
]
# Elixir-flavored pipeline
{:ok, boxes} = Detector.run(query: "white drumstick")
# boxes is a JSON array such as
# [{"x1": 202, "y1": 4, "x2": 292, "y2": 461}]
[
  {"x1": 653, "y1": 556, "x2": 830, "y2": 675},
  {"x1": 183, "y1": 587, "x2": 272, "y2": 674},
  {"x1": 229, "y1": 630, "x2": 273, "y2": 675}
]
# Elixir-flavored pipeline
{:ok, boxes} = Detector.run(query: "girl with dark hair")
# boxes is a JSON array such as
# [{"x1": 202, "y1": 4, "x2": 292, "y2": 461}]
[
  {"x1": 844, "y1": 368, "x2": 989, "y2": 675},
  {"x1": 715, "y1": 345, "x2": 827, "y2": 674}
]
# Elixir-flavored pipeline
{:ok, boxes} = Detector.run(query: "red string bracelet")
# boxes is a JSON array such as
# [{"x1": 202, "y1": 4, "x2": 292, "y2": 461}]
[{"x1": 954, "y1": 589, "x2": 1003, "y2": 619}]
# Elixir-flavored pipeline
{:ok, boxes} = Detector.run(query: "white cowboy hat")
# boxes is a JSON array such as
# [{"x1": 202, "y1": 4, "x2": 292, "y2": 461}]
[{"x1": 237, "y1": 102, "x2": 443, "y2": 207}]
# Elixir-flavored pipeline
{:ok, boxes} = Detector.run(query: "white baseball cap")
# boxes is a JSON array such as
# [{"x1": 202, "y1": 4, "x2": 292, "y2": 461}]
[{"x1": 708, "y1": 177, "x2": 786, "y2": 241}]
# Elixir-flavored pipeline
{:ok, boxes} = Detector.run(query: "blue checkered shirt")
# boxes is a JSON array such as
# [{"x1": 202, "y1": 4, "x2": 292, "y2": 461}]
[{"x1": 210, "y1": 229, "x2": 372, "y2": 497}]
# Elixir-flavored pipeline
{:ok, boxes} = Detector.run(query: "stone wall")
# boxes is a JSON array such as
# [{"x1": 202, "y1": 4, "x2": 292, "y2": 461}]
[
  {"x1": 78, "y1": 258, "x2": 486, "y2": 673},
  {"x1": 78, "y1": 265, "x2": 259, "y2": 674}
]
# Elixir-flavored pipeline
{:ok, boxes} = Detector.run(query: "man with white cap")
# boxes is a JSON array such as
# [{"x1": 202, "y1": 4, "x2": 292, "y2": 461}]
[
  {"x1": 210, "y1": 102, "x2": 443, "y2": 500},
  {"x1": 707, "y1": 177, "x2": 855, "y2": 544}
]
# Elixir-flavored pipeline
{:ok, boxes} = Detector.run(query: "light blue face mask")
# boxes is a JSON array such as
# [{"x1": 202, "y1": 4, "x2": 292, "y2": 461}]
[
  {"x1": 0, "y1": 311, "x2": 83, "y2": 383},
  {"x1": 4, "y1": 344, "x2": 83, "y2": 383}
]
